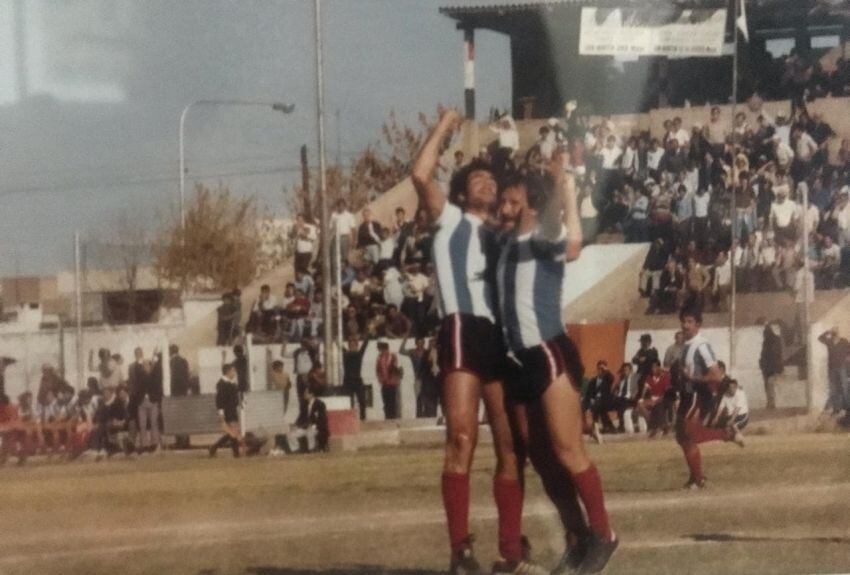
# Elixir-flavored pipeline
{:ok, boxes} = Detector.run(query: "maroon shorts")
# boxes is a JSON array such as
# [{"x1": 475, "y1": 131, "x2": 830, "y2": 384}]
[
  {"x1": 437, "y1": 313, "x2": 506, "y2": 383},
  {"x1": 506, "y1": 332, "x2": 585, "y2": 404}
]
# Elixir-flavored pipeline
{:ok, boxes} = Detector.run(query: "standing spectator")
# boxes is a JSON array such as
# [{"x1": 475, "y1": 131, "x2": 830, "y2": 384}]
[
  {"x1": 672, "y1": 185, "x2": 693, "y2": 245},
  {"x1": 711, "y1": 251, "x2": 732, "y2": 311},
  {"x1": 375, "y1": 341, "x2": 401, "y2": 420},
  {"x1": 663, "y1": 331, "x2": 685, "y2": 369},
  {"x1": 817, "y1": 328, "x2": 850, "y2": 416},
  {"x1": 94, "y1": 386, "x2": 133, "y2": 458},
  {"x1": 268, "y1": 356, "x2": 292, "y2": 413},
  {"x1": 230, "y1": 289, "x2": 243, "y2": 343},
  {"x1": 671, "y1": 117, "x2": 690, "y2": 149},
  {"x1": 400, "y1": 337, "x2": 429, "y2": 418},
  {"x1": 382, "y1": 267, "x2": 405, "y2": 309},
  {"x1": 819, "y1": 235, "x2": 841, "y2": 289},
  {"x1": 792, "y1": 260, "x2": 815, "y2": 345},
  {"x1": 210, "y1": 363, "x2": 241, "y2": 458},
  {"x1": 135, "y1": 354, "x2": 163, "y2": 454},
  {"x1": 400, "y1": 208, "x2": 433, "y2": 267},
  {"x1": 684, "y1": 256, "x2": 710, "y2": 310},
  {"x1": 216, "y1": 294, "x2": 233, "y2": 346},
  {"x1": 357, "y1": 208, "x2": 382, "y2": 264},
  {"x1": 625, "y1": 188, "x2": 650, "y2": 243},
  {"x1": 758, "y1": 233, "x2": 779, "y2": 291},
  {"x1": 248, "y1": 284, "x2": 277, "y2": 338},
  {"x1": 293, "y1": 338, "x2": 319, "y2": 415},
  {"x1": 343, "y1": 336, "x2": 370, "y2": 421},
  {"x1": 770, "y1": 184, "x2": 798, "y2": 241},
  {"x1": 632, "y1": 334, "x2": 659, "y2": 383},
  {"x1": 579, "y1": 185, "x2": 599, "y2": 245},
  {"x1": 759, "y1": 320, "x2": 784, "y2": 410},
  {"x1": 704, "y1": 107, "x2": 726, "y2": 156},
  {"x1": 330, "y1": 199, "x2": 357, "y2": 265},
  {"x1": 233, "y1": 345, "x2": 249, "y2": 394},
  {"x1": 647, "y1": 138, "x2": 664, "y2": 180},
  {"x1": 640, "y1": 238, "x2": 668, "y2": 300},
  {"x1": 0, "y1": 356, "x2": 14, "y2": 398},
  {"x1": 391, "y1": 207, "x2": 415, "y2": 268},
  {"x1": 169, "y1": 345, "x2": 190, "y2": 398},
  {"x1": 401, "y1": 265, "x2": 430, "y2": 336},
  {"x1": 692, "y1": 187, "x2": 711, "y2": 248},
  {"x1": 291, "y1": 214, "x2": 318, "y2": 275}
]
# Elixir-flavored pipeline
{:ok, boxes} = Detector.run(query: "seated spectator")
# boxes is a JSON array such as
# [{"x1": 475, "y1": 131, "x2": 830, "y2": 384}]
[
  {"x1": 585, "y1": 360, "x2": 617, "y2": 434},
  {"x1": 304, "y1": 289, "x2": 324, "y2": 339},
  {"x1": 293, "y1": 270, "x2": 315, "y2": 301},
  {"x1": 376, "y1": 227, "x2": 396, "y2": 275},
  {"x1": 349, "y1": 269, "x2": 371, "y2": 309},
  {"x1": 637, "y1": 360, "x2": 671, "y2": 437},
  {"x1": 651, "y1": 258, "x2": 683, "y2": 314},
  {"x1": 94, "y1": 386, "x2": 134, "y2": 458},
  {"x1": 684, "y1": 256, "x2": 710, "y2": 311},
  {"x1": 280, "y1": 384, "x2": 329, "y2": 454},
  {"x1": 0, "y1": 393, "x2": 28, "y2": 465},
  {"x1": 400, "y1": 208, "x2": 433, "y2": 268},
  {"x1": 385, "y1": 304, "x2": 412, "y2": 339},
  {"x1": 285, "y1": 289, "x2": 311, "y2": 340},
  {"x1": 713, "y1": 379, "x2": 749, "y2": 440}
]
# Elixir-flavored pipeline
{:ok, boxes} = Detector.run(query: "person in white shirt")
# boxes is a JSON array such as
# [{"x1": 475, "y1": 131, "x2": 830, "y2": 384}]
[
  {"x1": 647, "y1": 139, "x2": 664, "y2": 178},
  {"x1": 672, "y1": 117, "x2": 690, "y2": 149},
  {"x1": 692, "y1": 187, "x2": 711, "y2": 247},
  {"x1": 819, "y1": 235, "x2": 841, "y2": 288},
  {"x1": 758, "y1": 233, "x2": 778, "y2": 290},
  {"x1": 773, "y1": 135, "x2": 794, "y2": 170},
  {"x1": 621, "y1": 137, "x2": 638, "y2": 181},
  {"x1": 770, "y1": 188, "x2": 798, "y2": 242},
  {"x1": 774, "y1": 114, "x2": 791, "y2": 148},
  {"x1": 490, "y1": 114, "x2": 520, "y2": 156},
  {"x1": 793, "y1": 260, "x2": 816, "y2": 343},
  {"x1": 382, "y1": 266, "x2": 405, "y2": 309},
  {"x1": 599, "y1": 136, "x2": 622, "y2": 170},
  {"x1": 330, "y1": 199, "x2": 357, "y2": 265},
  {"x1": 830, "y1": 188, "x2": 850, "y2": 247},
  {"x1": 712, "y1": 251, "x2": 732, "y2": 311},
  {"x1": 714, "y1": 379, "x2": 749, "y2": 436},
  {"x1": 291, "y1": 214, "x2": 318, "y2": 275}
]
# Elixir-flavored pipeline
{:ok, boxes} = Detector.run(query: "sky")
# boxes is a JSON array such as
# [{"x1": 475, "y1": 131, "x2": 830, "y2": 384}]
[{"x1": 0, "y1": 0, "x2": 511, "y2": 276}]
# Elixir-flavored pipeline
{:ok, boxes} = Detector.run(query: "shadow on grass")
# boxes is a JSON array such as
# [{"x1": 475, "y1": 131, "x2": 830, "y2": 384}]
[
  {"x1": 689, "y1": 533, "x2": 850, "y2": 544},
  {"x1": 198, "y1": 567, "x2": 444, "y2": 575}
]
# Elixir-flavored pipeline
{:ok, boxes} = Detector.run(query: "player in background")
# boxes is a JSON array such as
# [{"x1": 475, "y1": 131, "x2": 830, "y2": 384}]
[
  {"x1": 674, "y1": 306, "x2": 744, "y2": 490},
  {"x1": 496, "y1": 151, "x2": 617, "y2": 573},
  {"x1": 412, "y1": 108, "x2": 547, "y2": 575}
]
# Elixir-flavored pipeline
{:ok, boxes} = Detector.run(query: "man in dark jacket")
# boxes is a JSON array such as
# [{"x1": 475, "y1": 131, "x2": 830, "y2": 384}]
[
  {"x1": 632, "y1": 334, "x2": 660, "y2": 397},
  {"x1": 818, "y1": 328, "x2": 850, "y2": 415},
  {"x1": 210, "y1": 363, "x2": 241, "y2": 458},
  {"x1": 135, "y1": 353, "x2": 163, "y2": 453},
  {"x1": 759, "y1": 321, "x2": 784, "y2": 410},
  {"x1": 290, "y1": 384, "x2": 329, "y2": 453},
  {"x1": 169, "y1": 345, "x2": 190, "y2": 397},
  {"x1": 343, "y1": 336, "x2": 370, "y2": 421}
]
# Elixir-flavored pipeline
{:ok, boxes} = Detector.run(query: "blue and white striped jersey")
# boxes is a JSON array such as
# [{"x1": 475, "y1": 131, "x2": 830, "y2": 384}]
[
  {"x1": 681, "y1": 334, "x2": 717, "y2": 378},
  {"x1": 497, "y1": 226, "x2": 568, "y2": 352},
  {"x1": 431, "y1": 203, "x2": 498, "y2": 322}
]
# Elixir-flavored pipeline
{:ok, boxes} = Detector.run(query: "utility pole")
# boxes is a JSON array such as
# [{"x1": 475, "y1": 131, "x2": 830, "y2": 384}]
[
  {"x1": 74, "y1": 232, "x2": 84, "y2": 390},
  {"x1": 300, "y1": 145, "x2": 312, "y2": 219}
]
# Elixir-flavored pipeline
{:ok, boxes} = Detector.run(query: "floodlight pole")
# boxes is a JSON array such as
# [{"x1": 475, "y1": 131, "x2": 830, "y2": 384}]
[
  {"x1": 179, "y1": 99, "x2": 294, "y2": 232},
  {"x1": 314, "y1": 0, "x2": 336, "y2": 385},
  {"x1": 729, "y1": 0, "x2": 740, "y2": 372}
]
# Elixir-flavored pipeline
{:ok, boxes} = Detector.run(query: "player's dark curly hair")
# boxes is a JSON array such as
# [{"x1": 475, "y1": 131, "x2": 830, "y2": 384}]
[
  {"x1": 679, "y1": 303, "x2": 703, "y2": 324},
  {"x1": 498, "y1": 169, "x2": 555, "y2": 212},
  {"x1": 449, "y1": 159, "x2": 494, "y2": 206}
]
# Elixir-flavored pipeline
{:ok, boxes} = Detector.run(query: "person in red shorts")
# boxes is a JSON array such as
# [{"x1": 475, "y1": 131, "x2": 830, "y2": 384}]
[
  {"x1": 638, "y1": 360, "x2": 671, "y2": 437},
  {"x1": 674, "y1": 306, "x2": 744, "y2": 490}
]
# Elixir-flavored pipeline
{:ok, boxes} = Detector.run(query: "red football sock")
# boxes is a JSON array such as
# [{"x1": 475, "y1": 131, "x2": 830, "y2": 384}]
[
  {"x1": 531, "y1": 450, "x2": 590, "y2": 541},
  {"x1": 571, "y1": 465, "x2": 612, "y2": 540},
  {"x1": 683, "y1": 444, "x2": 704, "y2": 482},
  {"x1": 493, "y1": 476, "x2": 524, "y2": 561},
  {"x1": 442, "y1": 472, "x2": 470, "y2": 553}
]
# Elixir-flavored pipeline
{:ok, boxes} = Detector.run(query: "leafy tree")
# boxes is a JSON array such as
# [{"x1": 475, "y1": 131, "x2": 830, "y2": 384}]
[{"x1": 154, "y1": 183, "x2": 259, "y2": 292}]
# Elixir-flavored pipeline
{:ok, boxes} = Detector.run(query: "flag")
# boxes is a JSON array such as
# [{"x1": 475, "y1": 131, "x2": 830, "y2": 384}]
[{"x1": 737, "y1": 0, "x2": 749, "y2": 42}]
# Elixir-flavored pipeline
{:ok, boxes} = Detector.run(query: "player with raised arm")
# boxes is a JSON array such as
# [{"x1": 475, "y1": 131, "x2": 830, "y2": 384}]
[
  {"x1": 495, "y1": 151, "x2": 618, "y2": 574},
  {"x1": 412, "y1": 109, "x2": 546, "y2": 575}
]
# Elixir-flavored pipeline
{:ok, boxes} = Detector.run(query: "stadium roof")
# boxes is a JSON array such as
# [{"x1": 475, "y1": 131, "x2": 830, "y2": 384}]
[{"x1": 439, "y1": 0, "x2": 728, "y2": 18}]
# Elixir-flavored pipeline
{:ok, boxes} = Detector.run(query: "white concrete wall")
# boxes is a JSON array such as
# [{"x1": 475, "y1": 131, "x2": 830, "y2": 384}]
[
  {"x1": 623, "y1": 325, "x2": 796, "y2": 410},
  {"x1": 199, "y1": 339, "x2": 421, "y2": 421},
  {"x1": 0, "y1": 322, "x2": 184, "y2": 400}
]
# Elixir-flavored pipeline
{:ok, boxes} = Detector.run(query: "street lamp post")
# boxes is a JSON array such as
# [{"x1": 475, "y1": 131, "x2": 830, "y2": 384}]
[{"x1": 178, "y1": 99, "x2": 295, "y2": 231}]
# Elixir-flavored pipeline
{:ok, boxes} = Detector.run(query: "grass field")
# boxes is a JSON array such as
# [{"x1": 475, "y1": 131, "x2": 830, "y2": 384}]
[{"x1": 1, "y1": 432, "x2": 849, "y2": 575}]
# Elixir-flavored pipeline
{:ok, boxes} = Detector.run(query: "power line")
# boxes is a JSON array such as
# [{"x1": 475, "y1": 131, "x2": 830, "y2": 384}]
[{"x1": 0, "y1": 165, "x2": 305, "y2": 199}]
